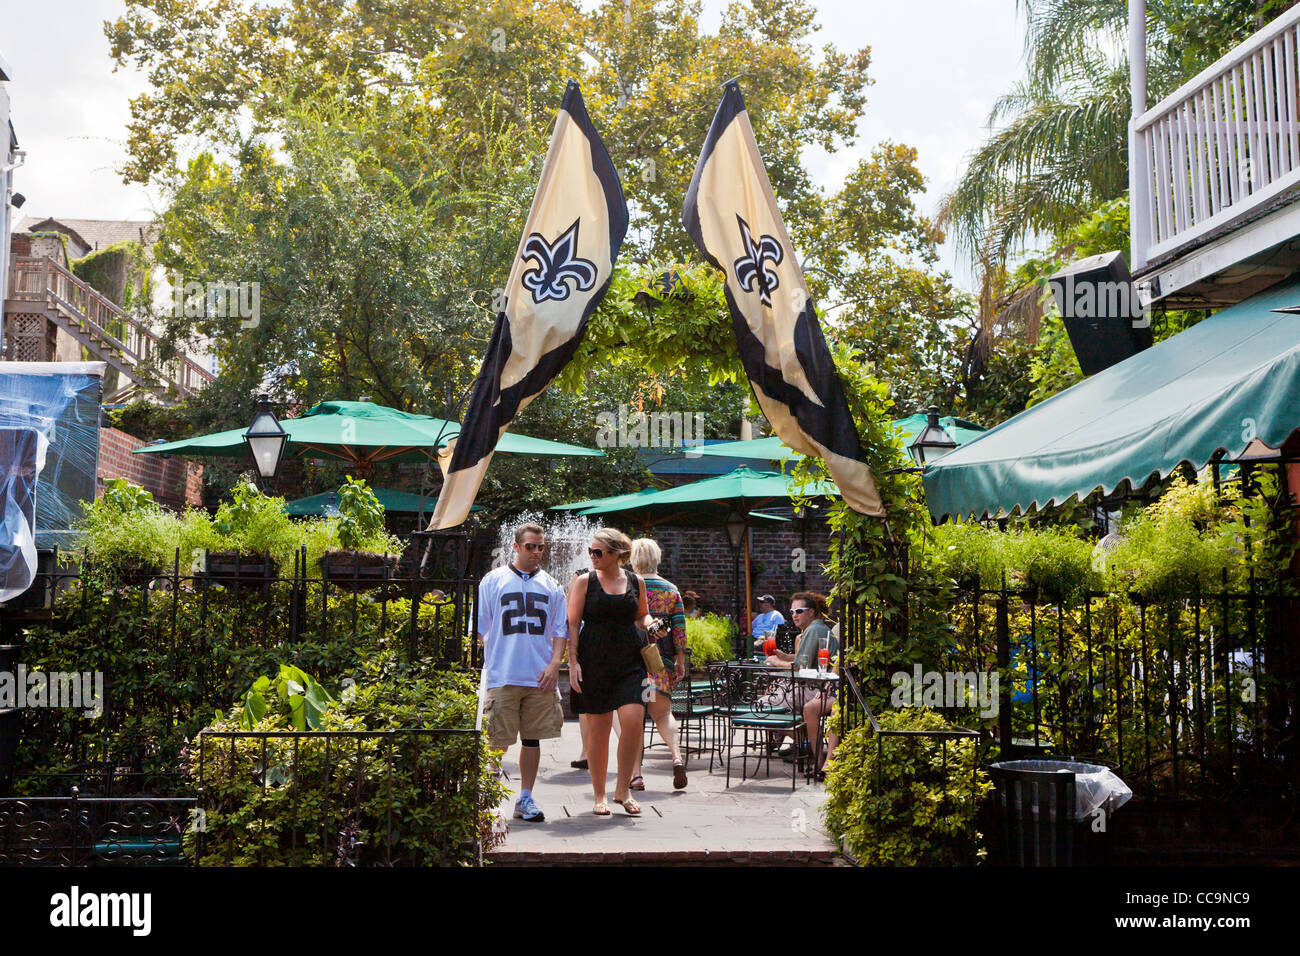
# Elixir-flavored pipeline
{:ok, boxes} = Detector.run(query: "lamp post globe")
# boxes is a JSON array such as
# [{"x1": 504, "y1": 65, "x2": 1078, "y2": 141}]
[
  {"x1": 244, "y1": 394, "x2": 288, "y2": 486},
  {"x1": 724, "y1": 510, "x2": 747, "y2": 550},
  {"x1": 908, "y1": 406, "x2": 958, "y2": 467}
]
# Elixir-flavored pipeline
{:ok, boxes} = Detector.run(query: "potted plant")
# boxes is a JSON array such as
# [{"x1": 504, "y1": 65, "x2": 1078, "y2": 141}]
[
  {"x1": 198, "y1": 480, "x2": 279, "y2": 591},
  {"x1": 321, "y1": 477, "x2": 398, "y2": 591},
  {"x1": 77, "y1": 479, "x2": 173, "y2": 586}
]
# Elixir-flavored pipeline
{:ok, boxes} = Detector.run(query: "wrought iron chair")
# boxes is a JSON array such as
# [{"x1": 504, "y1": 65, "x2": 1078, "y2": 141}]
[
  {"x1": 715, "y1": 661, "x2": 807, "y2": 790},
  {"x1": 774, "y1": 622, "x2": 801, "y2": 655},
  {"x1": 642, "y1": 648, "x2": 714, "y2": 768}
]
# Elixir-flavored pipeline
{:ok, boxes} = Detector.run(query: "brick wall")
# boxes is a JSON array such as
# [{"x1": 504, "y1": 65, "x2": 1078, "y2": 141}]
[
  {"x1": 650, "y1": 522, "x2": 834, "y2": 623},
  {"x1": 468, "y1": 518, "x2": 833, "y2": 627},
  {"x1": 98, "y1": 426, "x2": 203, "y2": 510}
]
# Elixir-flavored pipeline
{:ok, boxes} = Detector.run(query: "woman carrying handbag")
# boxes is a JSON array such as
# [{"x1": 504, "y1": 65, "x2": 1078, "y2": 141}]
[{"x1": 567, "y1": 528, "x2": 656, "y2": 816}]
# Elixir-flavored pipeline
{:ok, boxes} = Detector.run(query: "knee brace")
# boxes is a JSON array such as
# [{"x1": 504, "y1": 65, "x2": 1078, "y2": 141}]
[{"x1": 521, "y1": 738, "x2": 540, "y2": 748}]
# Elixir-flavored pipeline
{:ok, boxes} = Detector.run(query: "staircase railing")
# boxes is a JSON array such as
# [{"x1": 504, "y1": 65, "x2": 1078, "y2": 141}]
[{"x1": 6, "y1": 255, "x2": 214, "y2": 400}]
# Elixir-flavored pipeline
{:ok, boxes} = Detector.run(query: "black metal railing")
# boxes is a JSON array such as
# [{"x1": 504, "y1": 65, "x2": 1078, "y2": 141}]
[
  {"x1": 837, "y1": 664, "x2": 986, "y2": 864},
  {"x1": 194, "y1": 728, "x2": 485, "y2": 867},
  {"x1": 0, "y1": 787, "x2": 194, "y2": 866},
  {"x1": 840, "y1": 578, "x2": 1299, "y2": 801},
  {"x1": 2, "y1": 534, "x2": 483, "y2": 781}
]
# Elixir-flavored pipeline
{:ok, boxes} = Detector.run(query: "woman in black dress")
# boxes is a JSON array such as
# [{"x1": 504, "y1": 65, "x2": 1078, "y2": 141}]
[{"x1": 567, "y1": 528, "x2": 654, "y2": 816}]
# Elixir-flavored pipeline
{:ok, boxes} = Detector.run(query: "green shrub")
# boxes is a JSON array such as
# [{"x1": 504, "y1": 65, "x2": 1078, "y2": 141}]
[
  {"x1": 685, "y1": 613, "x2": 733, "y2": 664},
  {"x1": 929, "y1": 521, "x2": 1009, "y2": 588},
  {"x1": 822, "y1": 708, "x2": 991, "y2": 865},
  {"x1": 1004, "y1": 526, "x2": 1100, "y2": 603},
  {"x1": 929, "y1": 522, "x2": 1100, "y2": 603},
  {"x1": 214, "y1": 479, "x2": 301, "y2": 565},
  {"x1": 14, "y1": 581, "x2": 463, "y2": 780},
  {"x1": 74, "y1": 477, "x2": 399, "y2": 576},
  {"x1": 185, "y1": 660, "x2": 505, "y2": 866},
  {"x1": 1105, "y1": 476, "x2": 1233, "y2": 599},
  {"x1": 336, "y1": 475, "x2": 385, "y2": 551}
]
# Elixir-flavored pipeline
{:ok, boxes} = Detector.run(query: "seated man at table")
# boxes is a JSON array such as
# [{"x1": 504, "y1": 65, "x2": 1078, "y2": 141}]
[{"x1": 750, "y1": 594, "x2": 786, "y2": 642}]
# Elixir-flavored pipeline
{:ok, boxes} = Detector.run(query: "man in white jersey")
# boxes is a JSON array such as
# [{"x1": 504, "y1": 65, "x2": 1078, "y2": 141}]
[{"x1": 477, "y1": 522, "x2": 568, "y2": 822}]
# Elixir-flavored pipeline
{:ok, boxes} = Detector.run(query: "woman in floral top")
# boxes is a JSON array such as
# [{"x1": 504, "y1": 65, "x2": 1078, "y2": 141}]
[{"x1": 628, "y1": 537, "x2": 689, "y2": 791}]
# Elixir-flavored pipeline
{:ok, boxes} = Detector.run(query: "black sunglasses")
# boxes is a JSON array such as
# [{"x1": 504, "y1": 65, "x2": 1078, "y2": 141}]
[
  {"x1": 587, "y1": 547, "x2": 607, "y2": 558},
  {"x1": 520, "y1": 542, "x2": 547, "y2": 552}
]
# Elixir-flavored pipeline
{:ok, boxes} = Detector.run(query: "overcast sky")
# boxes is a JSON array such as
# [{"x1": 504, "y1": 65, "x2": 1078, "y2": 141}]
[{"x1": 2, "y1": 0, "x2": 1024, "y2": 288}]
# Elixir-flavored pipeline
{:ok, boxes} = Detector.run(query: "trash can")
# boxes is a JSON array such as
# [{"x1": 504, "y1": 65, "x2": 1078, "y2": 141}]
[
  {"x1": 989, "y1": 759, "x2": 1132, "y2": 866},
  {"x1": 0, "y1": 707, "x2": 17, "y2": 794}
]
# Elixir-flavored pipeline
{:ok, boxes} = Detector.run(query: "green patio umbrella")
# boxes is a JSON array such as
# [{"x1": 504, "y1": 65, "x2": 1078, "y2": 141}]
[
  {"x1": 133, "y1": 400, "x2": 603, "y2": 475},
  {"x1": 283, "y1": 487, "x2": 483, "y2": 517},
  {"x1": 573, "y1": 466, "x2": 837, "y2": 624},
  {"x1": 693, "y1": 414, "x2": 987, "y2": 462}
]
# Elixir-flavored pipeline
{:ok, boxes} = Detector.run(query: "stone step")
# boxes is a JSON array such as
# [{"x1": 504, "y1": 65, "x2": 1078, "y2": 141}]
[{"x1": 489, "y1": 847, "x2": 842, "y2": 866}]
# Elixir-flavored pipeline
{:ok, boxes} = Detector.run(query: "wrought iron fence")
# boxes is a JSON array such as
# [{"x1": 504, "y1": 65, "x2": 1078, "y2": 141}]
[
  {"x1": 836, "y1": 664, "x2": 986, "y2": 865},
  {"x1": 0, "y1": 786, "x2": 194, "y2": 866},
  {"x1": 839, "y1": 578, "x2": 1299, "y2": 802},
  {"x1": 193, "y1": 728, "x2": 485, "y2": 867},
  {"x1": 2, "y1": 532, "x2": 483, "y2": 778}
]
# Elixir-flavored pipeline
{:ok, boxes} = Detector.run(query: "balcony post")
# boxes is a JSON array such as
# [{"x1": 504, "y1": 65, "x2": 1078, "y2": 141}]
[{"x1": 1129, "y1": 0, "x2": 1150, "y2": 272}]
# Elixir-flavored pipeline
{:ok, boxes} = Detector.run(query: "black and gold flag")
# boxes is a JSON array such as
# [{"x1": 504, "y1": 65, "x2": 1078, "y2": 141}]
[
  {"x1": 428, "y1": 81, "x2": 628, "y2": 528},
  {"x1": 682, "y1": 81, "x2": 883, "y2": 516}
]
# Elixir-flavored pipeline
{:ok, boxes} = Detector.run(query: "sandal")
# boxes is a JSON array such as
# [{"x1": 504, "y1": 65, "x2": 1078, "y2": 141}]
[
  {"x1": 570, "y1": 759, "x2": 588, "y2": 769},
  {"x1": 592, "y1": 801, "x2": 612, "y2": 815},
  {"x1": 673, "y1": 763, "x2": 688, "y2": 790},
  {"x1": 612, "y1": 796, "x2": 642, "y2": 816},
  {"x1": 629, "y1": 775, "x2": 645, "y2": 791}
]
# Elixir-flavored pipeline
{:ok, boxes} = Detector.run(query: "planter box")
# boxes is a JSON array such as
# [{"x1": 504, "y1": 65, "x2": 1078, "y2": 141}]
[
  {"x1": 196, "y1": 551, "x2": 274, "y2": 592},
  {"x1": 322, "y1": 550, "x2": 397, "y2": 592},
  {"x1": 115, "y1": 560, "x2": 162, "y2": 588}
]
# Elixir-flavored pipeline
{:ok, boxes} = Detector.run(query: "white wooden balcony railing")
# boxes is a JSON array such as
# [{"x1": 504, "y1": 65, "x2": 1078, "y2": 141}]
[
  {"x1": 5, "y1": 256, "x2": 214, "y2": 401},
  {"x1": 1131, "y1": 4, "x2": 1300, "y2": 271}
]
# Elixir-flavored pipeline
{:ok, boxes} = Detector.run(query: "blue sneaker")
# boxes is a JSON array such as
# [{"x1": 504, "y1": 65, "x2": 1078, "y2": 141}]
[{"x1": 513, "y1": 793, "x2": 545, "y2": 823}]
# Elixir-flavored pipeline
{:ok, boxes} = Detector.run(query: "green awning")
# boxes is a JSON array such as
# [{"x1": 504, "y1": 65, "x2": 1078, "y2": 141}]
[
  {"x1": 922, "y1": 278, "x2": 1300, "y2": 519},
  {"x1": 694, "y1": 415, "x2": 986, "y2": 462}
]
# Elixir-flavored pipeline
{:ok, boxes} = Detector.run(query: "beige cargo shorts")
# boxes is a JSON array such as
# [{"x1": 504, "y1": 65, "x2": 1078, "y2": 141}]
[{"x1": 484, "y1": 685, "x2": 564, "y2": 750}]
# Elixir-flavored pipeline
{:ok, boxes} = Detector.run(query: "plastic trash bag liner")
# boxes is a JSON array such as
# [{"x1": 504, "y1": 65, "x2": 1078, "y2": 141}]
[
  {"x1": 0, "y1": 361, "x2": 104, "y2": 601},
  {"x1": 993, "y1": 759, "x2": 1133, "y2": 820}
]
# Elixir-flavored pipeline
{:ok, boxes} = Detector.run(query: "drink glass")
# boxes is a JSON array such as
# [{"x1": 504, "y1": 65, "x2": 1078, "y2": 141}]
[{"x1": 817, "y1": 636, "x2": 830, "y2": 674}]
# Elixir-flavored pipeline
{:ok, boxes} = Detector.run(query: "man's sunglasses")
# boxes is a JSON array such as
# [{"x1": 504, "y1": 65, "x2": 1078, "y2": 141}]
[
  {"x1": 520, "y1": 542, "x2": 547, "y2": 552},
  {"x1": 791, "y1": 607, "x2": 811, "y2": 615}
]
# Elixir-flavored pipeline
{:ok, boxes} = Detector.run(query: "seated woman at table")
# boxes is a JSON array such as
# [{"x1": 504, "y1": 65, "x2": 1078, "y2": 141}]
[
  {"x1": 755, "y1": 592, "x2": 836, "y2": 757},
  {"x1": 755, "y1": 592, "x2": 834, "y2": 669}
]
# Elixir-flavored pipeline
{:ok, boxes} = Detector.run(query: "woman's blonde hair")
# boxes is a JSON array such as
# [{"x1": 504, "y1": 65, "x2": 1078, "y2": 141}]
[
  {"x1": 630, "y1": 537, "x2": 661, "y2": 574},
  {"x1": 592, "y1": 527, "x2": 633, "y2": 563}
]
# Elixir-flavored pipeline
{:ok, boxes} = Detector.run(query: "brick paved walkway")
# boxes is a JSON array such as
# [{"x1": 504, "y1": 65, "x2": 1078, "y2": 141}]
[{"x1": 489, "y1": 716, "x2": 840, "y2": 865}]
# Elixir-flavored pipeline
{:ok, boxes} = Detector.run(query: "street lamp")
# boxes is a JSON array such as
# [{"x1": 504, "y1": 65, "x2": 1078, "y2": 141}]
[
  {"x1": 244, "y1": 394, "x2": 287, "y2": 488},
  {"x1": 724, "y1": 509, "x2": 747, "y2": 549},
  {"x1": 908, "y1": 406, "x2": 957, "y2": 467},
  {"x1": 723, "y1": 510, "x2": 749, "y2": 656}
]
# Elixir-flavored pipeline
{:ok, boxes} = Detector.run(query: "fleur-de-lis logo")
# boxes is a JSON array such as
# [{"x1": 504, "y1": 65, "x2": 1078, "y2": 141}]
[
  {"x1": 733, "y1": 215, "x2": 783, "y2": 307},
  {"x1": 520, "y1": 219, "x2": 599, "y2": 304}
]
